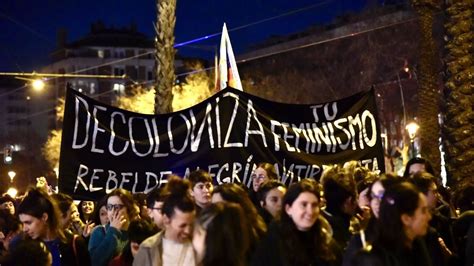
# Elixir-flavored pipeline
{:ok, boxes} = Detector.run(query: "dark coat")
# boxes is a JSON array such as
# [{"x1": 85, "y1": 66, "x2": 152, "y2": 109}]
[
  {"x1": 342, "y1": 218, "x2": 377, "y2": 266},
  {"x1": 322, "y1": 207, "x2": 352, "y2": 250},
  {"x1": 60, "y1": 230, "x2": 91, "y2": 266},
  {"x1": 251, "y1": 221, "x2": 339, "y2": 266},
  {"x1": 352, "y1": 237, "x2": 432, "y2": 266}
]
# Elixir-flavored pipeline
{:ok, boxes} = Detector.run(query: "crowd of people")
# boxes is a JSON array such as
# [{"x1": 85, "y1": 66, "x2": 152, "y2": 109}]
[{"x1": 0, "y1": 158, "x2": 472, "y2": 266}]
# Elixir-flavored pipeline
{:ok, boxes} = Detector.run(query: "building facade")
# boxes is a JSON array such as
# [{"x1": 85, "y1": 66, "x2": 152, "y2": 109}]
[{"x1": 39, "y1": 22, "x2": 185, "y2": 137}]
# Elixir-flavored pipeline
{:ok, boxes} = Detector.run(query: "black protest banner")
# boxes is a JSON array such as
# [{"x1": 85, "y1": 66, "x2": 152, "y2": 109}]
[{"x1": 59, "y1": 87, "x2": 384, "y2": 200}]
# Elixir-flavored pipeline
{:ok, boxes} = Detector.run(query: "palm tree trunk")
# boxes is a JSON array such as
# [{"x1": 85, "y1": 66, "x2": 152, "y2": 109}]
[
  {"x1": 412, "y1": 0, "x2": 442, "y2": 175},
  {"x1": 154, "y1": 0, "x2": 177, "y2": 114},
  {"x1": 442, "y1": 1, "x2": 474, "y2": 184}
]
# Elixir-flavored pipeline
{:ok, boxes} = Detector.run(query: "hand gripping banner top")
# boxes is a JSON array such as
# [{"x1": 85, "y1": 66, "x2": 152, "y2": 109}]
[{"x1": 59, "y1": 87, "x2": 385, "y2": 200}]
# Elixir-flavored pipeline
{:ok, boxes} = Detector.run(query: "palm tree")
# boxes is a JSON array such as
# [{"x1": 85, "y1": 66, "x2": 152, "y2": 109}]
[
  {"x1": 411, "y1": 0, "x2": 442, "y2": 175},
  {"x1": 442, "y1": 1, "x2": 474, "y2": 184},
  {"x1": 154, "y1": 0, "x2": 177, "y2": 114}
]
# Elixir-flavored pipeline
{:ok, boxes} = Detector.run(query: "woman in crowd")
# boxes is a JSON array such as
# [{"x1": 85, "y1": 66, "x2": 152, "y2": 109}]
[
  {"x1": 88, "y1": 188, "x2": 138, "y2": 266},
  {"x1": 1, "y1": 239, "x2": 52, "y2": 266},
  {"x1": 133, "y1": 176, "x2": 196, "y2": 266},
  {"x1": 0, "y1": 195, "x2": 16, "y2": 216},
  {"x1": 193, "y1": 202, "x2": 249, "y2": 266},
  {"x1": 79, "y1": 201, "x2": 95, "y2": 224},
  {"x1": 251, "y1": 180, "x2": 339, "y2": 266},
  {"x1": 257, "y1": 180, "x2": 286, "y2": 225},
  {"x1": 212, "y1": 183, "x2": 266, "y2": 252},
  {"x1": 17, "y1": 188, "x2": 90, "y2": 265},
  {"x1": 403, "y1": 157, "x2": 435, "y2": 178},
  {"x1": 249, "y1": 163, "x2": 279, "y2": 206},
  {"x1": 52, "y1": 193, "x2": 95, "y2": 240},
  {"x1": 188, "y1": 170, "x2": 214, "y2": 214},
  {"x1": 410, "y1": 172, "x2": 455, "y2": 266},
  {"x1": 343, "y1": 175, "x2": 400, "y2": 266},
  {"x1": 0, "y1": 209, "x2": 21, "y2": 255},
  {"x1": 92, "y1": 197, "x2": 110, "y2": 226},
  {"x1": 353, "y1": 182, "x2": 432, "y2": 266}
]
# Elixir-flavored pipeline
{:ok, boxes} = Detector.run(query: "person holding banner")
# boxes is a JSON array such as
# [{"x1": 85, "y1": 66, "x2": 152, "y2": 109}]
[{"x1": 88, "y1": 189, "x2": 138, "y2": 266}]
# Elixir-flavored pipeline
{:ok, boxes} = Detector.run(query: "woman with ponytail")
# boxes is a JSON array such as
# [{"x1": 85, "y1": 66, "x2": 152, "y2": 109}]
[
  {"x1": 133, "y1": 175, "x2": 196, "y2": 266},
  {"x1": 352, "y1": 182, "x2": 432, "y2": 266},
  {"x1": 17, "y1": 187, "x2": 90, "y2": 266}
]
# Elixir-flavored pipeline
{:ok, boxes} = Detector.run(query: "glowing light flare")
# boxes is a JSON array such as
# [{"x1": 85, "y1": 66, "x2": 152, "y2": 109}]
[
  {"x1": 8, "y1": 171, "x2": 16, "y2": 182},
  {"x1": 32, "y1": 79, "x2": 45, "y2": 91},
  {"x1": 6, "y1": 187, "x2": 18, "y2": 198},
  {"x1": 406, "y1": 122, "x2": 419, "y2": 140}
]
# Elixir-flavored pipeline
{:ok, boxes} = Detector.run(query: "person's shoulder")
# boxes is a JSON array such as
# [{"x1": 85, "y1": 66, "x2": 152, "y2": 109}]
[
  {"x1": 140, "y1": 231, "x2": 163, "y2": 248},
  {"x1": 91, "y1": 224, "x2": 106, "y2": 234}
]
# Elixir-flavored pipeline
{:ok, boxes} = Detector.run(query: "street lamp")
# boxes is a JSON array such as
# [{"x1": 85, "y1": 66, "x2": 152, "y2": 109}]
[
  {"x1": 6, "y1": 187, "x2": 18, "y2": 198},
  {"x1": 32, "y1": 79, "x2": 46, "y2": 91},
  {"x1": 8, "y1": 171, "x2": 16, "y2": 182},
  {"x1": 406, "y1": 122, "x2": 419, "y2": 158}
]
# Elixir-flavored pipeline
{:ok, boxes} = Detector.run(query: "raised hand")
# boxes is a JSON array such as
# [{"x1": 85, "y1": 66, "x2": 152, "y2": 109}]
[
  {"x1": 82, "y1": 221, "x2": 96, "y2": 238},
  {"x1": 109, "y1": 210, "x2": 128, "y2": 230}
]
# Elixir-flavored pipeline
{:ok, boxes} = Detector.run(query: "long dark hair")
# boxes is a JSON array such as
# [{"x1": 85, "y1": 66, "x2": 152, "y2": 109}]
[
  {"x1": 374, "y1": 182, "x2": 421, "y2": 250},
  {"x1": 92, "y1": 196, "x2": 108, "y2": 225},
  {"x1": 197, "y1": 202, "x2": 249, "y2": 266},
  {"x1": 279, "y1": 180, "x2": 336, "y2": 263},
  {"x1": 17, "y1": 188, "x2": 65, "y2": 242},
  {"x1": 78, "y1": 201, "x2": 95, "y2": 223},
  {"x1": 1, "y1": 239, "x2": 52, "y2": 266},
  {"x1": 213, "y1": 183, "x2": 266, "y2": 245},
  {"x1": 403, "y1": 157, "x2": 434, "y2": 178}
]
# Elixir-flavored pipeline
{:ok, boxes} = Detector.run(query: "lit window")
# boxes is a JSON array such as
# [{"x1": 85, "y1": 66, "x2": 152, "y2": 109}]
[
  {"x1": 98, "y1": 50, "x2": 104, "y2": 58},
  {"x1": 90, "y1": 83, "x2": 96, "y2": 94},
  {"x1": 113, "y1": 83, "x2": 125, "y2": 95}
]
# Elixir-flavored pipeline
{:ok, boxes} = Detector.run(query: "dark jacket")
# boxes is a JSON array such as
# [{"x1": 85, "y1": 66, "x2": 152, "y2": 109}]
[
  {"x1": 352, "y1": 237, "x2": 432, "y2": 266},
  {"x1": 60, "y1": 231, "x2": 91, "y2": 266},
  {"x1": 251, "y1": 221, "x2": 338, "y2": 266},
  {"x1": 258, "y1": 207, "x2": 274, "y2": 227},
  {"x1": 322, "y1": 206, "x2": 352, "y2": 249},
  {"x1": 248, "y1": 189, "x2": 260, "y2": 208},
  {"x1": 343, "y1": 218, "x2": 377, "y2": 266}
]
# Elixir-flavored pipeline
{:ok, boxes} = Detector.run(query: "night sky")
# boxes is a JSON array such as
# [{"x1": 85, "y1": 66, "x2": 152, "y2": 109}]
[{"x1": 0, "y1": 0, "x2": 370, "y2": 72}]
